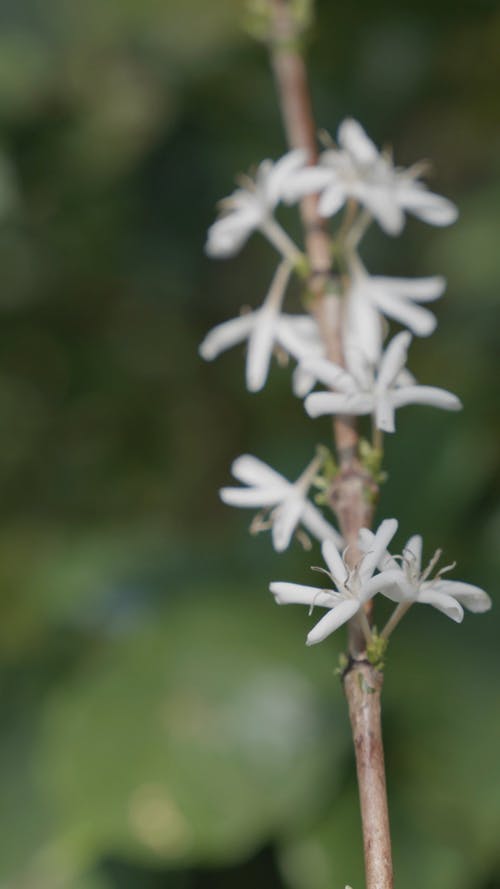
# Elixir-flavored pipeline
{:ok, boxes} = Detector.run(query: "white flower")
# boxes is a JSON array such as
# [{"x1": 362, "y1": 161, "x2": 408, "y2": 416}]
[
  {"x1": 270, "y1": 518, "x2": 401, "y2": 644},
  {"x1": 303, "y1": 331, "x2": 461, "y2": 433},
  {"x1": 360, "y1": 530, "x2": 492, "y2": 622},
  {"x1": 345, "y1": 254, "x2": 445, "y2": 363},
  {"x1": 199, "y1": 261, "x2": 322, "y2": 393},
  {"x1": 220, "y1": 454, "x2": 342, "y2": 552},
  {"x1": 311, "y1": 118, "x2": 458, "y2": 236},
  {"x1": 205, "y1": 149, "x2": 315, "y2": 259}
]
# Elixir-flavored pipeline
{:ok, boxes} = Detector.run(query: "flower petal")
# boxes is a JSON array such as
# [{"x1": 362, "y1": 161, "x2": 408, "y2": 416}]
[
  {"x1": 374, "y1": 275, "x2": 445, "y2": 303},
  {"x1": 371, "y1": 288, "x2": 437, "y2": 337},
  {"x1": 219, "y1": 487, "x2": 282, "y2": 508},
  {"x1": 403, "y1": 535, "x2": 423, "y2": 573},
  {"x1": 301, "y1": 501, "x2": 343, "y2": 547},
  {"x1": 281, "y1": 165, "x2": 334, "y2": 204},
  {"x1": 271, "y1": 495, "x2": 305, "y2": 552},
  {"x1": 360, "y1": 518, "x2": 398, "y2": 581},
  {"x1": 390, "y1": 385, "x2": 462, "y2": 411},
  {"x1": 305, "y1": 391, "x2": 374, "y2": 418},
  {"x1": 266, "y1": 149, "x2": 308, "y2": 206},
  {"x1": 377, "y1": 331, "x2": 412, "y2": 390},
  {"x1": 318, "y1": 182, "x2": 348, "y2": 217},
  {"x1": 357, "y1": 185, "x2": 405, "y2": 236},
  {"x1": 375, "y1": 394, "x2": 396, "y2": 433},
  {"x1": 433, "y1": 580, "x2": 492, "y2": 613},
  {"x1": 321, "y1": 538, "x2": 348, "y2": 585},
  {"x1": 338, "y1": 118, "x2": 379, "y2": 165},
  {"x1": 363, "y1": 568, "x2": 411, "y2": 601},
  {"x1": 346, "y1": 284, "x2": 383, "y2": 364},
  {"x1": 306, "y1": 599, "x2": 360, "y2": 645},
  {"x1": 417, "y1": 589, "x2": 464, "y2": 622},
  {"x1": 301, "y1": 358, "x2": 358, "y2": 393},
  {"x1": 270, "y1": 581, "x2": 334, "y2": 608},
  {"x1": 230, "y1": 454, "x2": 288, "y2": 488},
  {"x1": 205, "y1": 203, "x2": 260, "y2": 257},
  {"x1": 399, "y1": 185, "x2": 458, "y2": 227},
  {"x1": 199, "y1": 313, "x2": 255, "y2": 361},
  {"x1": 246, "y1": 309, "x2": 277, "y2": 392},
  {"x1": 292, "y1": 364, "x2": 316, "y2": 397}
]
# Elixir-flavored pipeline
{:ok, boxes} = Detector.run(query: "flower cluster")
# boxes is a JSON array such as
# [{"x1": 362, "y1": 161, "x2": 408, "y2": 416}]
[
  {"x1": 201, "y1": 118, "x2": 491, "y2": 644},
  {"x1": 271, "y1": 520, "x2": 490, "y2": 646}
]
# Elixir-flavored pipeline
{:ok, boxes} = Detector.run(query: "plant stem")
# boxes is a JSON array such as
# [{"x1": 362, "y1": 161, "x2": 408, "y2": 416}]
[
  {"x1": 381, "y1": 600, "x2": 412, "y2": 640},
  {"x1": 267, "y1": 4, "x2": 393, "y2": 888},
  {"x1": 344, "y1": 661, "x2": 394, "y2": 889}
]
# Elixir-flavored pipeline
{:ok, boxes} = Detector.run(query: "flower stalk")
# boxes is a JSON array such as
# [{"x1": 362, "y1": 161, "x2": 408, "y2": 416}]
[
  {"x1": 268, "y1": 1, "x2": 393, "y2": 886},
  {"x1": 200, "y1": 3, "x2": 490, "y2": 888}
]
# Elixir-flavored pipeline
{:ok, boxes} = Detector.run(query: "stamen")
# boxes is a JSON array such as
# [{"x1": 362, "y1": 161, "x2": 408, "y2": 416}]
[
  {"x1": 296, "y1": 528, "x2": 312, "y2": 551},
  {"x1": 249, "y1": 509, "x2": 272, "y2": 536},
  {"x1": 421, "y1": 548, "x2": 442, "y2": 582},
  {"x1": 311, "y1": 565, "x2": 334, "y2": 582}
]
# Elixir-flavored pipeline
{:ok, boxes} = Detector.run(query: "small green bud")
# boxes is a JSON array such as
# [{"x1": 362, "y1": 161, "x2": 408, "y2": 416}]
[{"x1": 366, "y1": 630, "x2": 388, "y2": 672}]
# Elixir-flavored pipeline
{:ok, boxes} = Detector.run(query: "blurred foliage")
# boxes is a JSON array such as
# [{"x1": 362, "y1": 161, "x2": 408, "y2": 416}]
[{"x1": 0, "y1": 0, "x2": 499, "y2": 887}]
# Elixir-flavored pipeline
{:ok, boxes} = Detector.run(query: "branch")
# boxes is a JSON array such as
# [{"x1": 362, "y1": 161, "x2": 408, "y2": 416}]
[{"x1": 267, "y1": 4, "x2": 393, "y2": 888}]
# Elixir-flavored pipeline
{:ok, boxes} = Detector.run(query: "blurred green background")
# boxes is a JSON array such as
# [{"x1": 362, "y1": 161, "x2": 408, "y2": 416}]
[{"x1": 0, "y1": 1, "x2": 499, "y2": 887}]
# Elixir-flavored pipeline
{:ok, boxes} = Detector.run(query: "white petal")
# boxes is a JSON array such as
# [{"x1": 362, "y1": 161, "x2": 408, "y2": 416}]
[
  {"x1": 346, "y1": 285, "x2": 383, "y2": 364},
  {"x1": 338, "y1": 118, "x2": 379, "y2": 165},
  {"x1": 377, "y1": 331, "x2": 412, "y2": 390},
  {"x1": 390, "y1": 385, "x2": 462, "y2": 411},
  {"x1": 230, "y1": 454, "x2": 288, "y2": 488},
  {"x1": 199, "y1": 313, "x2": 255, "y2": 361},
  {"x1": 276, "y1": 317, "x2": 319, "y2": 361},
  {"x1": 281, "y1": 166, "x2": 334, "y2": 204},
  {"x1": 432, "y1": 580, "x2": 491, "y2": 613},
  {"x1": 403, "y1": 535, "x2": 423, "y2": 573},
  {"x1": 271, "y1": 495, "x2": 305, "y2": 552},
  {"x1": 399, "y1": 185, "x2": 458, "y2": 227},
  {"x1": 321, "y1": 538, "x2": 348, "y2": 585},
  {"x1": 377, "y1": 582, "x2": 407, "y2": 603},
  {"x1": 318, "y1": 182, "x2": 348, "y2": 217},
  {"x1": 205, "y1": 205, "x2": 260, "y2": 257},
  {"x1": 417, "y1": 589, "x2": 464, "y2": 622},
  {"x1": 363, "y1": 568, "x2": 411, "y2": 601},
  {"x1": 371, "y1": 289, "x2": 437, "y2": 337},
  {"x1": 219, "y1": 487, "x2": 282, "y2": 508},
  {"x1": 374, "y1": 275, "x2": 445, "y2": 303},
  {"x1": 360, "y1": 518, "x2": 398, "y2": 580},
  {"x1": 246, "y1": 309, "x2": 277, "y2": 392},
  {"x1": 358, "y1": 186, "x2": 405, "y2": 236},
  {"x1": 305, "y1": 391, "x2": 374, "y2": 418},
  {"x1": 306, "y1": 599, "x2": 360, "y2": 645},
  {"x1": 375, "y1": 394, "x2": 396, "y2": 433},
  {"x1": 266, "y1": 149, "x2": 308, "y2": 206},
  {"x1": 300, "y1": 358, "x2": 357, "y2": 394},
  {"x1": 292, "y1": 364, "x2": 316, "y2": 397},
  {"x1": 359, "y1": 528, "x2": 398, "y2": 571},
  {"x1": 301, "y1": 501, "x2": 343, "y2": 547},
  {"x1": 270, "y1": 581, "x2": 334, "y2": 608}
]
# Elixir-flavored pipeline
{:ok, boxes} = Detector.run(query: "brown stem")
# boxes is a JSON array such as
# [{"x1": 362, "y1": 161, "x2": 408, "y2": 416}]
[
  {"x1": 268, "y1": 4, "x2": 393, "y2": 888},
  {"x1": 269, "y1": 0, "x2": 357, "y2": 468},
  {"x1": 344, "y1": 661, "x2": 393, "y2": 889}
]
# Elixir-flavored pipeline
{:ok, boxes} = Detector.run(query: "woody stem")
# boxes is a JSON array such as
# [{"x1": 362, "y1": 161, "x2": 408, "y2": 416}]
[{"x1": 267, "y1": 4, "x2": 393, "y2": 888}]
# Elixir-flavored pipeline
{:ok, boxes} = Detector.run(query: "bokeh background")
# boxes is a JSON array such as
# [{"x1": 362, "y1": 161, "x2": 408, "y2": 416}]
[{"x1": 0, "y1": 1, "x2": 499, "y2": 887}]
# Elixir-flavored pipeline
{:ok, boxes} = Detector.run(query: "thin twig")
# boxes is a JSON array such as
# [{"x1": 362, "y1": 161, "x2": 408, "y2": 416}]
[{"x1": 267, "y1": 4, "x2": 393, "y2": 888}]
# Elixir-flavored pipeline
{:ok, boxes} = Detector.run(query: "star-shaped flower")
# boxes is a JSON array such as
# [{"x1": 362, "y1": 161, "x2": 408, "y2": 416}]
[
  {"x1": 205, "y1": 149, "x2": 318, "y2": 259},
  {"x1": 199, "y1": 261, "x2": 322, "y2": 393},
  {"x1": 310, "y1": 118, "x2": 458, "y2": 236},
  {"x1": 220, "y1": 454, "x2": 341, "y2": 552},
  {"x1": 270, "y1": 519, "x2": 401, "y2": 644},
  {"x1": 345, "y1": 255, "x2": 445, "y2": 363},
  {"x1": 303, "y1": 331, "x2": 461, "y2": 433},
  {"x1": 360, "y1": 530, "x2": 492, "y2": 622}
]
